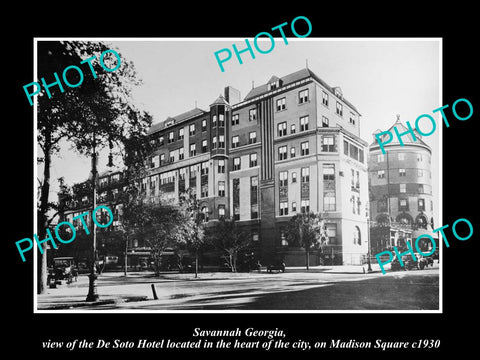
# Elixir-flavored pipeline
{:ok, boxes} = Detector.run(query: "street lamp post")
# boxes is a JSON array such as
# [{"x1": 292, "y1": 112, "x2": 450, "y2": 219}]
[{"x1": 86, "y1": 149, "x2": 99, "y2": 302}]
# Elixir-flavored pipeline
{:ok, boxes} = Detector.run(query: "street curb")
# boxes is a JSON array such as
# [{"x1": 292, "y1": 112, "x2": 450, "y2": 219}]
[{"x1": 37, "y1": 295, "x2": 148, "y2": 310}]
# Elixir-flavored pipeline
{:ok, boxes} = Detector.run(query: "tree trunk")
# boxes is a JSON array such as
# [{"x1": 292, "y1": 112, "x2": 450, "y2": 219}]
[
  {"x1": 38, "y1": 137, "x2": 52, "y2": 295},
  {"x1": 194, "y1": 251, "x2": 198, "y2": 278},
  {"x1": 306, "y1": 248, "x2": 310, "y2": 270},
  {"x1": 124, "y1": 233, "x2": 128, "y2": 277}
]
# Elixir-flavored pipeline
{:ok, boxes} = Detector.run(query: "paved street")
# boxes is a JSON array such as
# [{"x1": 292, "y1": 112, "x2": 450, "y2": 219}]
[{"x1": 37, "y1": 264, "x2": 439, "y2": 311}]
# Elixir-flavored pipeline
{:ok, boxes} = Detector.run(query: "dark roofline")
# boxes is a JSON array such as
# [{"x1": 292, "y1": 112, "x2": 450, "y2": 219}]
[
  {"x1": 148, "y1": 107, "x2": 208, "y2": 135},
  {"x1": 243, "y1": 68, "x2": 360, "y2": 114}
]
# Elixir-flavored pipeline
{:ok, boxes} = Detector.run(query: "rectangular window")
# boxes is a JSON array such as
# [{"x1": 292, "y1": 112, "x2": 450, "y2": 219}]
[
  {"x1": 218, "y1": 159, "x2": 225, "y2": 173},
  {"x1": 279, "y1": 171, "x2": 288, "y2": 187},
  {"x1": 189, "y1": 165, "x2": 197, "y2": 178},
  {"x1": 189, "y1": 123, "x2": 195, "y2": 136},
  {"x1": 300, "y1": 115, "x2": 309, "y2": 131},
  {"x1": 418, "y1": 198, "x2": 425, "y2": 211},
  {"x1": 377, "y1": 154, "x2": 385, "y2": 162},
  {"x1": 232, "y1": 114, "x2": 239, "y2": 126},
  {"x1": 233, "y1": 157, "x2": 241, "y2": 171},
  {"x1": 399, "y1": 168, "x2": 406, "y2": 177},
  {"x1": 201, "y1": 184, "x2": 208, "y2": 198},
  {"x1": 349, "y1": 143, "x2": 359, "y2": 160},
  {"x1": 359, "y1": 149, "x2": 364, "y2": 163},
  {"x1": 278, "y1": 146, "x2": 287, "y2": 160},
  {"x1": 290, "y1": 124, "x2": 296, "y2": 134},
  {"x1": 301, "y1": 141, "x2": 309, "y2": 156},
  {"x1": 179, "y1": 128, "x2": 184, "y2": 140},
  {"x1": 322, "y1": 116, "x2": 329, "y2": 127},
  {"x1": 218, "y1": 114, "x2": 225, "y2": 127},
  {"x1": 250, "y1": 176, "x2": 258, "y2": 219},
  {"x1": 201, "y1": 161, "x2": 209, "y2": 175},
  {"x1": 168, "y1": 131, "x2": 175, "y2": 143},
  {"x1": 292, "y1": 172, "x2": 297, "y2": 183},
  {"x1": 324, "y1": 195, "x2": 336, "y2": 211},
  {"x1": 398, "y1": 153, "x2": 405, "y2": 161},
  {"x1": 189, "y1": 143, "x2": 196, "y2": 157},
  {"x1": 169, "y1": 150, "x2": 175, "y2": 163},
  {"x1": 299, "y1": 89, "x2": 309, "y2": 104},
  {"x1": 279, "y1": 201, "x2": 288, "y2": 216},
  {"x1": 218, "y1": 205, "x2": 225, "y2": 219},
  {"x1": 301, "y1": 167, "x2": 310, "y2": 183},
  {"x1": 290, "y1": 147, "x2": 296, "y2": 158},
  {"x1": 179, "y1": 167, "x2": 187, "y2": 180},
  {"x1": 276, "y1": 97, "x2": 286, "y2": 111},
  {"x1": 249, "y1": 108, "x2": 257, "y2": 121},
  {"x1": 232, "y1": 136, "x2": 239, "y2": 148},
  {"x1": 219, "y1": 135, "x2": 225, "y2": 148},
  {"x1": 378, "y1": 170, "x2": 385, "y2": 179},
  {"x1": 336, "y1": 101, "x2": 343, "y2": 116},
  {"x1": 291, "y1": 201, "x2": 297, "y2": 212},
  {"x1": 249, "y1": 131, "x2": 257, "y2": 144},
  {"x1": 301, "y1": 200, "x2": 310, "y2": 213},
  {"x1": 202, "y1": 139, "x2": 208, "y2": 153},
  {"x1": 417, "y1": 154, "x2": 423, "y2": 162},
  {"x1": 344, "y1": 140, "x2": 349, "y2": 155},
  {"x1": 212, "y1": 136, "x2": 217, "y2": 149},
  {"x1": 160, "y1": 153, "x2": 165, "y2": 165},
  {"x1": 159, "y1": 136, "x2": 164, "y2": 146},
  {"x1": 322, "y1": 136, "x2": 335, "y2": 152},
  {"x1": 418, "y1": 169, "x2": 423, "y2": 177},
  {"x1": 250, "y1": 153, "x2": 257, "y2": 167},
  {"x1": 201, "y1": 119, "x2": 207, "y2": 132},
  {"x1": 400, "y1": 183, "x2": 406, "y2": 193},
  {"x1": 212, "y1": 114, "x2": 217, "y2": 127},
  {"x1": 278, "y1": 122, "x2": 287, "y2": 137},
  {"x1": 399, "y1": 198, "x2": 409, "y2": 211},
  {"x1": 323, "y1": 165, "x2": 335, "y2": 180},
  {"x1": 349, "y1": 112, "x2": 356, "y2": 125},
  {"x1": 218, "y1": 181, "x2": 225, "y2": 197},
  {"x1": 322, "y1": 91, "x2": 329, "y2": 106}
]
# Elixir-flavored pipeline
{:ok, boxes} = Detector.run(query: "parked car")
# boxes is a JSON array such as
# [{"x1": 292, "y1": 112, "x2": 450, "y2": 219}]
[
  {"x1": 267, "y1": 260, "x2": 285, "y2": 273},
  {"x1": 48, "y1": 257, "x2": 78, "y2": 286},
  {"x1": 390, "y1": 255, "x2": 417, "y2": 271},
  {"x1": 415, "y1": 253, "x2": 434, "y2": 269}
]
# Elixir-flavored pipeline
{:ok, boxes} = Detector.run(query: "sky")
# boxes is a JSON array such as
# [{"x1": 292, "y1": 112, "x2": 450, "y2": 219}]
[{"x1": 40, "y1": 38, "x2": 441, "y2": 222}]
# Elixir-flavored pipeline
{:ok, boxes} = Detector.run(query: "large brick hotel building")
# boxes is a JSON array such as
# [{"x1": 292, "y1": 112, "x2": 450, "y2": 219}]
[{"x1": 63, "y1": 67, "x2": 370, "y2": 266}]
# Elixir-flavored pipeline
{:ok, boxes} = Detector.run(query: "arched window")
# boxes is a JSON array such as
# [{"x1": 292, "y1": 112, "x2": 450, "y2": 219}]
[
  {"x1": 376, "y1": 214, "x2": 390, "y2": 225},
  {"x1": 353, "y1": 226, "x2": 361, "y2": 245},
  {"x1": 396, "y1": 213, "x2": 413, "y2": 225},
  {"x1": 415, "y1": 214, "x2": 428, "y2": 229}
]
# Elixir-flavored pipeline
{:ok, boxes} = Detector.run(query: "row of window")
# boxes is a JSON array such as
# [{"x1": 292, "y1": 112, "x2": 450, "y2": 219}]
[
  {"x1": 278, "y1": 167, "x2": 310, "y2": 186},
  {"x1": 377, "y1": 198, "x2": 431, "y2": 212},
  {"x1": 278, "y1": 141, "x2": 310, "y2": 160},
  {"x1": 343, "y1": 140, "x2": 365, "y2": 163},
  {"x1": 231, "y1": 132, "x2": 257, "y2": 148},
  {"x1": 376, "y1": 153, "x2": 430, "y2": 163},
  {"x1": 232, "y1": 153, "x2": 258, "y2": 171},
  {"x1": 377, "y1": 168, "x2": 431, "y2": 178},
  {"x1": 276, "y1": 114, "x2": 331, "y2": 138},
  {"x1": 279, "y1": 200, "x2": 310, "y2": 216}
]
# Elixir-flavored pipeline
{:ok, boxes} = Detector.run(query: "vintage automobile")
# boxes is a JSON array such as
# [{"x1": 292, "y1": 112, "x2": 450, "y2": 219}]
[
  {"x1": 48, "y1": 257, "x2": 78, "y2": 286},
  {"x1": 267, "y1": 260, "x2": 286, "y2": 273}
]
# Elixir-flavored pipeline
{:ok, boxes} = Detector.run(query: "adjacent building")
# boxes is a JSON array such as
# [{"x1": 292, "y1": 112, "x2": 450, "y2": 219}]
[{"x1": 368, "y1": 115, "x2": 436, "y2": 254}]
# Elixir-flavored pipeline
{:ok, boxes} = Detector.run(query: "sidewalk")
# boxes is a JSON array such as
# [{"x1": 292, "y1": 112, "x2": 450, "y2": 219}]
[{"x1": 35, "y1": 264, "x2": 385, "y2": 310}]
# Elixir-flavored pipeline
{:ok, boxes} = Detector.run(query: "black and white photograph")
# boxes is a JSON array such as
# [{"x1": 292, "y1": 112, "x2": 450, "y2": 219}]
[
  {"x1": 6, "y1": 6, "x2": 478, "y2": 357},
  {"x1": 34, "y1": 38, "x2": 441, "y2": 312}
]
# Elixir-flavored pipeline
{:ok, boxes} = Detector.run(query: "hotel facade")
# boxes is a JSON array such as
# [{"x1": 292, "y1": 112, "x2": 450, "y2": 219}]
[
  {"x1": 142, "y1": 68, "x2": 369, "y2": 266},
  {"x1": 61, "y1": 68, "x2": 370, "y2": 266}
]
